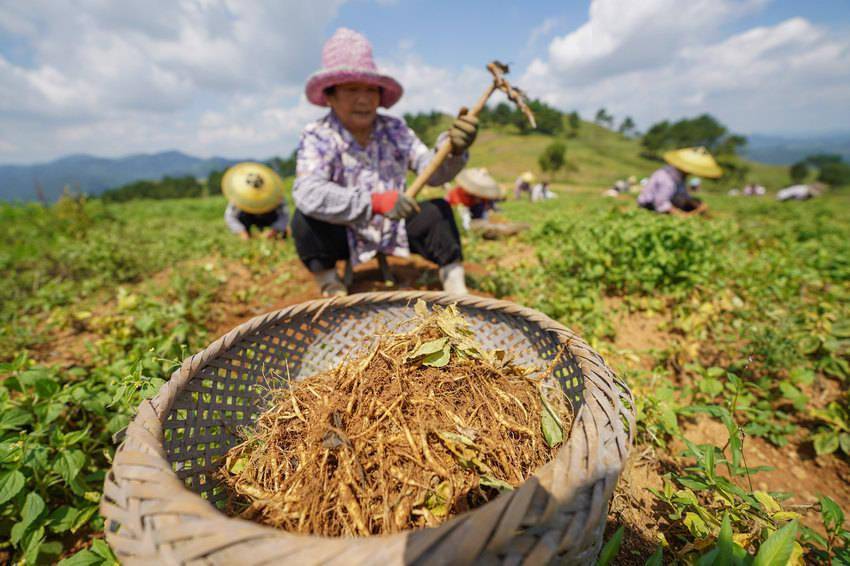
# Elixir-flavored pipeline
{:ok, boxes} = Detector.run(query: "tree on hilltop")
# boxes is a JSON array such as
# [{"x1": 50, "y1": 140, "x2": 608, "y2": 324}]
[
  {"x1": 538, "y1": 141, "x2": 567, "y2": 181},
  {"x1": 514, "y1": 99, "x2": 562, "y2": 135},
  {"x1": 816, "y1": 161, "x2": 850, "y2": 187},
  {"x1": 567, "y1": 111, "x2": 580, "y2": 138},
  {"x1": 618, "y1": 116, "x2": 636, "y2": 137},
  {"x1": 594, "y1": 108, "x2": 614, "y2": 129},
  {"x1": 805, "y1": 153, "x2": 843, "y2": 169},
  {"x1": 404, "y1": 111, "x2": 447, "y2": 146},
  {"x1": 491, "y1": 102, "x2": 514, "y2": 126},
  {"x1": 791, "y1": 154, "x2": 849, "y2": 187},
  {"x1": 789, "y1": 161, "x2": 809, "y2": 184}
]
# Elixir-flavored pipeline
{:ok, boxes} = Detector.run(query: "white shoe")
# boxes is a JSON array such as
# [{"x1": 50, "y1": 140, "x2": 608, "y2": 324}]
[
  {"x1": 314, "y1": 269, "x2": 347, "y2": 297},
  {"x1": 439, "y1": 262, "x2": 468, "y2": 295}
]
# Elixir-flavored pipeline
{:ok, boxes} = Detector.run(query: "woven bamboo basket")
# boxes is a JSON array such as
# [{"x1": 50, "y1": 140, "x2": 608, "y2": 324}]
[{"x1": 101, "y1": 291, "x2": 634, "y2": 565}]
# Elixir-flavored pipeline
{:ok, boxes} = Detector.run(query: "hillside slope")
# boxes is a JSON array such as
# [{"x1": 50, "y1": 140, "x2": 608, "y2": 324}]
[{"x1": 424, "y1": 116, "x2": 791, "y2": 190}]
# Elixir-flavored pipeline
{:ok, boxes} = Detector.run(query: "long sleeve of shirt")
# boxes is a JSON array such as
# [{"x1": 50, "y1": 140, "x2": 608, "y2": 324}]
[
  {"x1": 292, "y1": 128, "x2": 374, "y2": 227},
  {"x1": 224, "y1": 203, "x2": 246, "y2": 234},
  {"x1": 270, "y1": 202, "x2": 290, "y2": 232}
]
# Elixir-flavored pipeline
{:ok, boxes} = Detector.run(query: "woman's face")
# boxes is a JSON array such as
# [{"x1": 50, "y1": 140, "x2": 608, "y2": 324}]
[{"x1": 326, "y1": 82, "x2": 381, "y2": 133}]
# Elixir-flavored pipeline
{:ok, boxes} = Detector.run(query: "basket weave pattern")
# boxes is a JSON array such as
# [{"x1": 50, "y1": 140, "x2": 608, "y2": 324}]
[{"x1": 102, "y1": 292, "x2": 634, "y2": 565}]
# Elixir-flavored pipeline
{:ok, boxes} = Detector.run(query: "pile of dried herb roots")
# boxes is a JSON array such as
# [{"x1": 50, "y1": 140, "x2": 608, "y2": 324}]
[{"x1": 220, "y1": 301, "x2": 572, "y2": 536}]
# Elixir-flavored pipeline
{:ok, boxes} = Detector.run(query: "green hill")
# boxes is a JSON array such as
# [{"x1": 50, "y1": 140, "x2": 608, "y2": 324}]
[{"x1": 421, "y1": 114, "x2": 791, "y2": 191}]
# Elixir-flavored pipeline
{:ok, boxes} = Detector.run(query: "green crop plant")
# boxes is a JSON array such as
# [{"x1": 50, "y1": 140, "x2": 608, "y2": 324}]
[{"x1": 810, "y1": 394, "x2": 850, "y2": 458}]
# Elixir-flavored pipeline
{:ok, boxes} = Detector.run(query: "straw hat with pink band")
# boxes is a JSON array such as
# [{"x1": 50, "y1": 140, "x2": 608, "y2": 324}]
[{"x1": 305, "y1": 28, "x2": 403, "y2": 109}]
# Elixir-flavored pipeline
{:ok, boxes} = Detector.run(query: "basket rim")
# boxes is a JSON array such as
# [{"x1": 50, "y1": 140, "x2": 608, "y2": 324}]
[{"x1": 102, "y1": 291, "x2": 635, "y2": 564}]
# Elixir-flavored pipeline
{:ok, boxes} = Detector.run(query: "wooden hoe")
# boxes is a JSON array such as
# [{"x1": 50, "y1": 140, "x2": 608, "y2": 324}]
[{"x1": 405, "y1": 61, "x2": 537, "y2": 199}]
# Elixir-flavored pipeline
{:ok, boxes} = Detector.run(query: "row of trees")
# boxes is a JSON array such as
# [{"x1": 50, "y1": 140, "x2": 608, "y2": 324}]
[
  {"x1": 641, "y1": 114, "x2": 747, "y2": 157},
  {"x1": 404, "y1": 100, "x2": 585, "y2": 142},
  {"x1": 404, "y1": 100, "x2": 651, "y2": 145},
  {"x1": 790, "y1": 154, "x2": 850, "y2": 186},
  {"x1": 639, "y1": 114, "x2": 749, "y2": 185},
  {"x1": 100, "y1": 176, "x2": 205, "y2": 202}
]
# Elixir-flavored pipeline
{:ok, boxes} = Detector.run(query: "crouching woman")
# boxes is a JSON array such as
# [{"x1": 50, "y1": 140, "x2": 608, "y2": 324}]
[{"x1": 291, "y1": 28, "x2": 478, "y2": 296}]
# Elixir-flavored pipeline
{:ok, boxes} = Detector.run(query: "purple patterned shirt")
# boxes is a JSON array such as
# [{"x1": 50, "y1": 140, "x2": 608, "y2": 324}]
[
  {"x1": 293, "y1": 111, "x2": 466, "y2": 265},
  {"x1": 637, "y1": 165, "x2": 685, "y2": 213}
]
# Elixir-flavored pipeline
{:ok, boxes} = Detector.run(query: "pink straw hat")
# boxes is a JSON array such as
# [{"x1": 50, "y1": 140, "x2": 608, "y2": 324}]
[{"x1": 305, "y1": 28, "x2": 403, "y2": 109}]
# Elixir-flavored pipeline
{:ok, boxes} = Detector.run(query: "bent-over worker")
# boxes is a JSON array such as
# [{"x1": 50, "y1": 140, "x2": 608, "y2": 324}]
[
  {"x1": 222, "y1": 162, "x2": 290, "y2": 240},
  {"x1": 637, "y1": 147, "x2": 722, "y2": 214},
  {"x1": 445, "y1": 168, "x2": 502, "y2": 230}
]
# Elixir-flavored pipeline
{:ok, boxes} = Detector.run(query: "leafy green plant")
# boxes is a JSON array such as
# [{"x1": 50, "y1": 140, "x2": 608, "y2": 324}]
[
  {"x1": 810, "y1": 394, "x2": 850, "y2": 457},
  {"x1": 800, "y1": 496, "x2": 850, "y2": 562},
  {"x1": 597, "y1": 525, "x2": 624, "y2": 566}
]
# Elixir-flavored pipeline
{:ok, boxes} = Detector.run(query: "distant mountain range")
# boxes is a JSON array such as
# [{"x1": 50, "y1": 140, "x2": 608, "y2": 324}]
[
  {"x1": 742, "y1": 132, "x2": 850, "y2": 165},
  {"x1": 0, "y1": 150, "x2": 243, "y2": 202}
]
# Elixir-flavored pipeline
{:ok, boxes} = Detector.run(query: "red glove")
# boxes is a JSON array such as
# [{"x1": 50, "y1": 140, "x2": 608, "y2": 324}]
[{"x1": 371, "y1": 191, "x2": 399, "y2": 216}]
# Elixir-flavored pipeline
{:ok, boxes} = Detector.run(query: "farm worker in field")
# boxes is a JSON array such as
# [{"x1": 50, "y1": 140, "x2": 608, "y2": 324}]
[
  {"x1": 637, "y1": 146, "x2": 722, "y2": 215},
  {"x1": 514, "y1": 171, "x2": 535, "y2": 200},
  {"x1": 531, "y1": 181, "x2": 556, "y2": 202},
  {"x1": 743, "y1": 183, "x2": 766, "y2": 196},
  {"x1": 291, "y1": 28, "x2": 478, "y2": 297},
  {"x1": 776, "y1": 183, "x2": 822, "y2": 201},
  {"x1": 222, "y1": 162, "x2": 290, "y2": 240},
  {"x1": 445, "y1": 167, "x2": 502, "y2": 230}
]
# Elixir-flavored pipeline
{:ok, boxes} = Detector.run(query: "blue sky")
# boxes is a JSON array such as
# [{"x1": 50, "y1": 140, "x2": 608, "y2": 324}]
[{"x1": 0, "y1": 0, "x2": 849, "y2": 164}]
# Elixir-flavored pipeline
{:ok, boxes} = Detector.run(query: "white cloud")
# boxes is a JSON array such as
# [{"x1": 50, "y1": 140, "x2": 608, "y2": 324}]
[
  {"x1": 2, "y1": 0, "x2": 849, "y2": 164},
  {"x1": 539, "y1": 0, "x2": 766, "y2": 83},
  {"x1": 522, "y1": 0, "x2": 850, "y2": 134},
  {"x1": 379, "y1": 56, "x2": 492, "y2": 117},
  {"x1": 0, "y1": 0, "x2": 345, "y2": 162}
]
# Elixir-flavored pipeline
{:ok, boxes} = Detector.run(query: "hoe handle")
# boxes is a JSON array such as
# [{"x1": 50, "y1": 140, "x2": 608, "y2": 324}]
[
  {"x1": 405, "y1": 83, "x2": 496, "y2": 199},
  {"x1": 405, "y1": 61, "x2": 534, "y2": 200}
]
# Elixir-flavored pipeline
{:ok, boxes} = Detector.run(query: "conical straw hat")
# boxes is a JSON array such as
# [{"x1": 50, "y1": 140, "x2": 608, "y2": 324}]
[
  {"x1": 662, "y1": 147, "x2": 723, "y2": 179},
  {"x1": 519, "y1": 171, "x2": 536, "y2": 184},
  {"x1": 222, "y1": 162, "x2": 285, "y2": 214},
  {"x1": 456, "y1": 168, "x2": 503, "y2": 199}
]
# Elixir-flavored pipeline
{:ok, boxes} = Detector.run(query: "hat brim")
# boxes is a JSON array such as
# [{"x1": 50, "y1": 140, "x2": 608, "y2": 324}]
[
  {"x1": 222, "y1": 162, "x2": 285, "y2": 214},
  {"x1": 306, "y1": 69, "x2": 403, "y2": 109},
  {"x1": 456, "y1": 170, "x2": 503, "y2": 199},
  {"x1": 663, "y1": 151, "x2": 723, "y2": 179}
]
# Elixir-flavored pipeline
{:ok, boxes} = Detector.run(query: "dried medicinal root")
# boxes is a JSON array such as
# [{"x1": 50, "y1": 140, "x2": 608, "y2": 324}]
[{"x1": 220, "y1": 301, "x2": 572, "y2": 536}]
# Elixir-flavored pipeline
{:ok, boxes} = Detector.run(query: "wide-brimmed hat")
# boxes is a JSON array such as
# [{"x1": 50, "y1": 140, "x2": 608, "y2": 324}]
[
  {"x1": 663, "y1": 147, "x2": 723, "y2": 179},
  {"x1": 456, "y1": 168, "x2": 503, "y2": 199},
  {"x1": 221, "y1": 162, "x2": 285, "y2": 214},
  {"x1": 305, "y1": 28, "x2": 403, "y2": 109}
]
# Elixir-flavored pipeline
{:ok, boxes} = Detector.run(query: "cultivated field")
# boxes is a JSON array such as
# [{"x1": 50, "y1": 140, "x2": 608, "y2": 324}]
[{"x1": 1, "y1": 185, "x2": 848, "y2": 564}]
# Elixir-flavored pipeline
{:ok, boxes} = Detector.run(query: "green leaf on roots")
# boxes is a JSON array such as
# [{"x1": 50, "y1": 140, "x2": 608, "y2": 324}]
[{"x1": 409, "y1": 337, "x2": 449, "y2": 359}]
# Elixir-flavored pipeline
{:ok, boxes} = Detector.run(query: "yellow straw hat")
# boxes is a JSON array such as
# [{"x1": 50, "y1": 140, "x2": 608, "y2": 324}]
[
  {"x1": 221, "y1": 162, "x2": 285, "y2": 214},
  {"x1": 520, "y1": 171, "x2": 536, "y2": 184},
  {"x1": 456, "y1": 167, "x2": 503, "y2": 199},
  {"x1": 662, "y1": 147, "x2": 723, "y2": 179}
]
